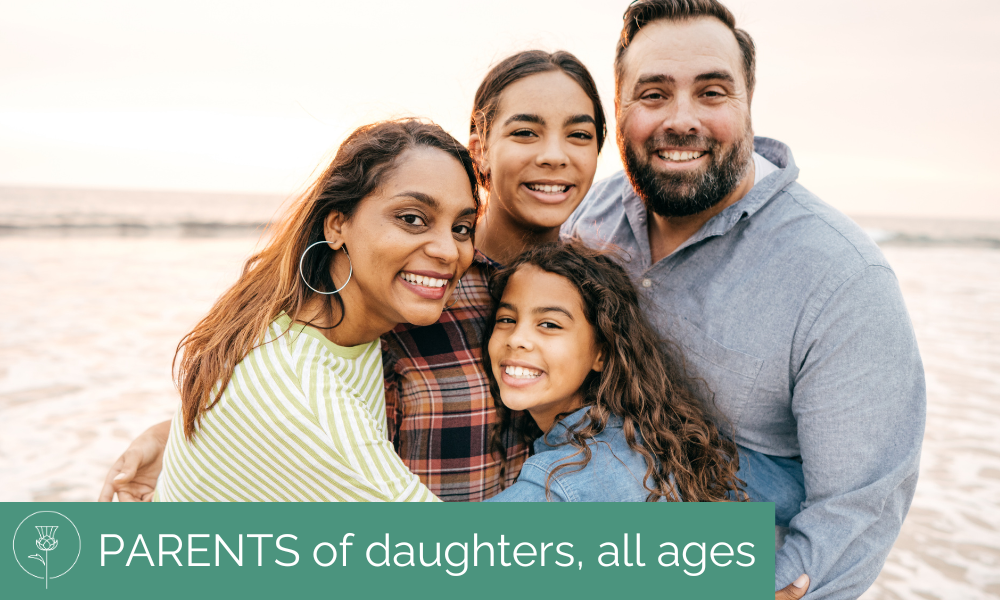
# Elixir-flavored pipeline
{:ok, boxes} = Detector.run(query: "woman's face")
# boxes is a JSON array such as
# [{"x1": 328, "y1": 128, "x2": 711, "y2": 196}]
[
  {"x1": 479, "y1": 70, "x2": 600, "y2": 232},
  {"x1": 327, "y1": 147, "x2": 477, "y2": 338},
  {"x1": 488, "y1": 265, "x2": 604, "y2": 432}
]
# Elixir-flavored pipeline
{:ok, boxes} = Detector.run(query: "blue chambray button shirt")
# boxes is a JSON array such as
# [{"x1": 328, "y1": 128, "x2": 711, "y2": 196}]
[{"x1": 560, "y1": 137, "x2": 926, "y2": 600}]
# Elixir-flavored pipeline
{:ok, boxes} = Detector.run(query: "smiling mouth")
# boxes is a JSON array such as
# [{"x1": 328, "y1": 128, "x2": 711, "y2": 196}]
[
  {"x1": 400, "y1": 272, "x2": 449, "y2": 288},
  {"x1": 525, "y1": 183, "x2": 571, "y2": 194},
  {"x1": 504, "y1": 365, "x2": 543, "y2": 379},
  {"x1": 656, "y1": 150, "x2": 707, "y2": 162}
]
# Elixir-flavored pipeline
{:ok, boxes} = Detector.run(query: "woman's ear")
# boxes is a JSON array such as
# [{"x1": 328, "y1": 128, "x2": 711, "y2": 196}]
[
  {"x1": 468, "y1": 132, "x2": 489, "y2": 179},
  {"x1": 323, "y1": 211, "x2": 348, "y2": 250},
  {"x1": 591, "y1": 347, "x2": 606, "y2": 373}
]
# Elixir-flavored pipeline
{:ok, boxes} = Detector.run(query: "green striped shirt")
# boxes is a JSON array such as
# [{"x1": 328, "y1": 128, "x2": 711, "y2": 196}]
[{"x1": 157, "y1": 314, "x2": 439, "y2": 502}]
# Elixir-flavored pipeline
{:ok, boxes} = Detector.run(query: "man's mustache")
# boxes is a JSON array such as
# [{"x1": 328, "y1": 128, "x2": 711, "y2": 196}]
[{"x1": 644, "y1": 133, "x2": 717, "y2": 152}]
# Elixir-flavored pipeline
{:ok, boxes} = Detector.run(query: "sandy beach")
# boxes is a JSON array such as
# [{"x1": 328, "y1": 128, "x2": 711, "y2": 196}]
[{"x1": 1, "y1": 222, "x2": 998, "y2": 598}]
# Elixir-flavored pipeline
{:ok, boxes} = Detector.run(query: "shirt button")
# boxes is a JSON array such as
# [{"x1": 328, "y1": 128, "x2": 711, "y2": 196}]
[{"x1": 642, "y1": 278, "x2": 653, "y2": 288}]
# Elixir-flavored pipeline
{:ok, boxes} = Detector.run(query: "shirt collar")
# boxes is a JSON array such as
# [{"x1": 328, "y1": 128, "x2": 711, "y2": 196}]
[
  {"x1": 620, "y1": 137, "x2": 799, "y2": 257},
  {"x1": 533, "y1": 406, "x2": 624, "y2": 453},
  {"x1": 473, "y1": 249, "x2": 502, "y2": 269}
]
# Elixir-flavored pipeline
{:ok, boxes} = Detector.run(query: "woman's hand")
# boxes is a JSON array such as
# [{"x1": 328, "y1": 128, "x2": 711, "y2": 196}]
[
  {"x1": 776, "y1": 575, "x2": 809, "y2": 600},
  {"x1": 98, "y1": 420, "x2": 171, "y2": 502}
]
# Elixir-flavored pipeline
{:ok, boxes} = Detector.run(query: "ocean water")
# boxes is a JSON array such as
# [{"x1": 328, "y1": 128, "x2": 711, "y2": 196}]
[{"x1": 1, "y1": 187, "x2": 998, "y2": 598}]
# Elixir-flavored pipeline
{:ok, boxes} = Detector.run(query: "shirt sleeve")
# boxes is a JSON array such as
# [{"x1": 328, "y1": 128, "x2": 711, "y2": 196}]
[
  {"x1": 778, "y1": 265, "x2": 925, "y2": 598},
  {"x1": 303, "y1": 347, "x2": 439, "y2": 503},
  {"x1": 380, "y1": 338, "x2": 403, "y2": 450},
  {"x1": 484, "y1": 462, "x2": 570, "y2": 502}
]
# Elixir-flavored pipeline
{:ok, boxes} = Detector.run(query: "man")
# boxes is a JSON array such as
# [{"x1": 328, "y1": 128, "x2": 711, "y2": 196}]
[{"x1": 562, "y1": 1, "x2": 925, "y2": 598}]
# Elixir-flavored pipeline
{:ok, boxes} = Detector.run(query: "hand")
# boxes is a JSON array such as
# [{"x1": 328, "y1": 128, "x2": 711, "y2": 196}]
[
  {"x1": 98, "y1": 420, "x2": 171, "y2": 502},
  {"x1": 776, "y1": 574, "x2": 810, "y2": 600}
]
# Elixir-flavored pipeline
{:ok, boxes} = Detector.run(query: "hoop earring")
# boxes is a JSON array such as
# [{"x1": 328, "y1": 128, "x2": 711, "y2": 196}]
[
  {"x1": 299, "y1": 240, "x2": 352, "y2": 295},
  {"x1": 444, "y1": 280, "x2": 462, "y2": 309}
]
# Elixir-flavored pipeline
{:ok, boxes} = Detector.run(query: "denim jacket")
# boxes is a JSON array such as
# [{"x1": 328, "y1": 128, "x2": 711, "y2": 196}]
[
  {"x1": 487, "y1": 406, "x2": 806, "y2": 515},
  {"x1": 486, "y1": 406, "x2": 657, "y2": 502}
]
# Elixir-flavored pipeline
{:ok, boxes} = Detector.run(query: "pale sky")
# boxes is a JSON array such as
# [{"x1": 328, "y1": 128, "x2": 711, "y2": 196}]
[{"x1": 2, "y1": 0, "x2": 998, "y2": 219}]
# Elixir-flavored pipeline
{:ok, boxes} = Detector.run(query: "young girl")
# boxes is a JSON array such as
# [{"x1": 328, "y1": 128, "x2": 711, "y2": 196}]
[{"x1": 484, "y1": 241, "x2": 744, "y2": 502}]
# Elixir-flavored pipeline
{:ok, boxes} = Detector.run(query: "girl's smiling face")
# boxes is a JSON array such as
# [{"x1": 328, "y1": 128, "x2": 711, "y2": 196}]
[
  {"x1": 475, "y1": 70, "x2": 600, "y2": 232},
  {"x1": 488, "y1": 265, "x2": 604, "y2": 432}
]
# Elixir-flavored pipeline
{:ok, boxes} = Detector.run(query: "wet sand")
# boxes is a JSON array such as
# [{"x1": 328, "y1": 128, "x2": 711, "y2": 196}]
[{"x1": 0, "y1": 237, "x2": 997, "y2": 598}]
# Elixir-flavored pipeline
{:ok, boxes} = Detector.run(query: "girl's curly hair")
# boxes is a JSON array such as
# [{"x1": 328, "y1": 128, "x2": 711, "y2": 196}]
[{"x1": 484, "y1": 240, "x2": 746, "y2": 502}]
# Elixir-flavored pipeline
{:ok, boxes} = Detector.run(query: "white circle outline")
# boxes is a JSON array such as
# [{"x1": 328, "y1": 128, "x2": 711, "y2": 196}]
[{"x1": 12, "y1": 511, "x2": 82, "y2": 580}]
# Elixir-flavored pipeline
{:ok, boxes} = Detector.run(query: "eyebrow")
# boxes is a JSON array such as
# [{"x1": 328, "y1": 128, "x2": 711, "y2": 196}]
[
  {"x1": 694, "y1": 70, "x2": 736, "y2": 85},
  {"x1": 395, "y1": 192, "x2": 477, "y2": 218},
  {"x1": 503, "y1": 113, "x2": 544, "y2": 127},
  {"x1": 394, "y1": 191, "x2": 438, "y2": 208},
  {"x1": 533, "y1": 305, "x2": 575, "y2": 320},
  {"x1": 633, "y1": 74, "x2": 675, "y2": 93},
  {"x1": 497, "y1": 302, "x2": 575, "y2": 320},
  {"x1": 564, "y1": 114, "x2": 596, "y2": 127},
  {"x1": 632, "y1": 70, "x2": 735, "y2": 94}
]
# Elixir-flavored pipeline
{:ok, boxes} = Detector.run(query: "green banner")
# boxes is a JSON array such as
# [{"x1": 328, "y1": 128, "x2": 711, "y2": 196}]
[{"x1": 4, "y1": 502, "x2": 774, "y2": 598}]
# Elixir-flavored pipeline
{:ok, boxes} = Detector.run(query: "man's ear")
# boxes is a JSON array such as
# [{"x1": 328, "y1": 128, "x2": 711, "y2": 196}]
[
  {"x1": 468, "y1": 132, "x2": 489, "y2": 179},
  {"x1": 592, "y1": 347, "x2": 606, "y2": 373},
  {"x1": 323, "y1": 211, "x2": 348, "y2": 250}
]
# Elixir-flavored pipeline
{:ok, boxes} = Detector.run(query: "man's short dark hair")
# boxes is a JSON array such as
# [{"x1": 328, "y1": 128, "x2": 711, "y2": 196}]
[{"x1": 615, "y1": 0, "x2": 756, "y2": 104}]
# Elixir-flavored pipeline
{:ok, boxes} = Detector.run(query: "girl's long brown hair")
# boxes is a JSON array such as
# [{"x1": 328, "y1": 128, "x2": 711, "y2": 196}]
[
  {"x1": 484, "y1": 241, "x2": 745, "y2": 502},
  {"x1": 174, "y1": 119, "x2": 479, "y2": 438}
]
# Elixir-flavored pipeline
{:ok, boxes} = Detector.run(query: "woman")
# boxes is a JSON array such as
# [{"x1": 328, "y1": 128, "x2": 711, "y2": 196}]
[
  {"x1": 155, "y1": 118, "x2": 480, "y2": 501},
  {"x1": 102, "y1": 49, "x2": 607, "y2": 502},
  {"x1": 482, "y1": 241, "x2": 744, "y2": 502}
]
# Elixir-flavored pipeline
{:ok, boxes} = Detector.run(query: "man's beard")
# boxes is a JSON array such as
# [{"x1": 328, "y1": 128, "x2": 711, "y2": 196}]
[{"x1": 621, "y1": 125, "x2": 753, "y2": 218}]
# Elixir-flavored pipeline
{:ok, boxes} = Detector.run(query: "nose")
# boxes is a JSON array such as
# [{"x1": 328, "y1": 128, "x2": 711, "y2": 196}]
[
  {"x1": 423, "y1": 225, "x2": 462, "y2": 266},
  {"x1": 505, "y1": 322, "x2": 534, "y2": 352},
  {"x1": 535, "y1": 135, "x2": 569, "y2": 168},
  {"x1": 662, "y1": 94, "x2": 699, "y2": 137}
]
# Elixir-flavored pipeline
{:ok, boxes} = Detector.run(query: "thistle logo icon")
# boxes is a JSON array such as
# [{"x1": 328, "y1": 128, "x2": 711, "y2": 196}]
[
  {"x1": 30, "y1": 526, "x2": 60, "y2": 589},
  {"x1": 13, "y1": 512, "x2": 80, "y2": 590}
]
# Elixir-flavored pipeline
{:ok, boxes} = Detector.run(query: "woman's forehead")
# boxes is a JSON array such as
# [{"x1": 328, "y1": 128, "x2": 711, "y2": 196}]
[{"x1": 373, "y1": 147, "x2": 476, "y2": 212}]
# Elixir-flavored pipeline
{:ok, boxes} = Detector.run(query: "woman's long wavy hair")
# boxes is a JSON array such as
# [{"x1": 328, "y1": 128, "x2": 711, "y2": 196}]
[
  {"x1": 174, "y1": 118, "x2": 479, "y2": 438},
  {"x1": 484, "y1": 241, "x2": 745, "y2": 501}
]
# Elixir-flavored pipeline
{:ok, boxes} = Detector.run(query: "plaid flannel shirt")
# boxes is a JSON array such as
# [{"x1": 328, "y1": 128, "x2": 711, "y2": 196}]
[{"x1": 381, "y1": 252, "x2": 529, "y2": 501}]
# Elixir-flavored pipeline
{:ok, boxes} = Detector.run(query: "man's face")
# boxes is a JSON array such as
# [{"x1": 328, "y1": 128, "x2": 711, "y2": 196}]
[{"x1": 617, "y1": 17, "x2": 753, "y2": 217}]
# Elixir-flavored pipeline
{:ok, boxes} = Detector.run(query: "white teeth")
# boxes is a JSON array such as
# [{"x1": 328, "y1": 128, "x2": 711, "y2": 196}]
[
  {"x1": 526, "y1": 183, "x2": 570, "y2": 194},
  {"x1": 504, "y1": 365, "x2": 542, "y2": 379},
  {"x1": 401, "y1": 273, "x2": 447, "y2": 288},
  {"x1": 657, "y1": 150, "x2": 706, "y2": 162}
]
